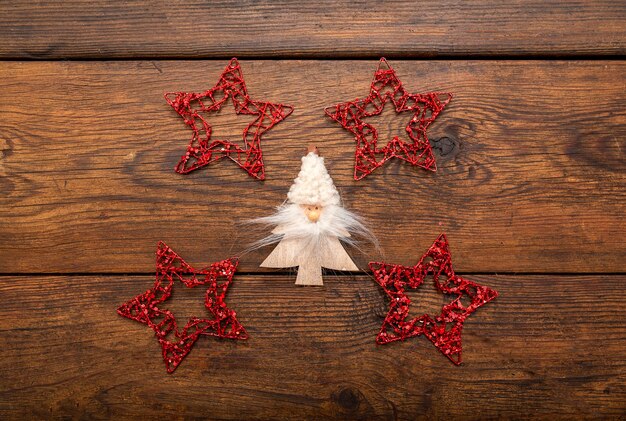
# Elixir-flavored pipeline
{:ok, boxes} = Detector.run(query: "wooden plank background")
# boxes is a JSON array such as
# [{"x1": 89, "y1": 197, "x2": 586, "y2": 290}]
[
  {"x1": 0, "y1": 1, "x2": 625, "y2": 58},
  {"x1": 1, "y1": 275, "x2": 624, "y2": 419},
  {"x1": 0, "y1": 1, "x2": 625, "y2": 420},
  {"x1": 1, "y1": 61, "x2": 624, "y2": 274}
]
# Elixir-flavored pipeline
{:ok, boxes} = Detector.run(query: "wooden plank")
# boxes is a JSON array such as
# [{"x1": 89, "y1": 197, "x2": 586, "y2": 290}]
[
  {"x1": 0, "y1": 60, "x2": 624, "y2": 273},
  {"x1": 0, "y1": 1, "x2": 625, "y2": 58},
  {"x1": 0, "y1": 274, "x2": 624, "y2": 419}
]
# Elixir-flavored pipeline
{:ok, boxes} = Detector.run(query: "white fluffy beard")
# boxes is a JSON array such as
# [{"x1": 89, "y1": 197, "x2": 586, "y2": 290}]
[{"x1": 251, "y1": 202, "x2": 373, "y2": 251}]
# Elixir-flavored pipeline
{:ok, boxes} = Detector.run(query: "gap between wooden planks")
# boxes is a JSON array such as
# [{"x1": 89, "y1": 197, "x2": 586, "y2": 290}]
[
  {"x1": 0, "y1": 274, "x2": 624, "y2": 419},
  {"x1": 0, "y1": 1, "x2": 624, "y2": 58},
  {"x1": 0, "y1": 60, "x2": 624, "y2": 274}
]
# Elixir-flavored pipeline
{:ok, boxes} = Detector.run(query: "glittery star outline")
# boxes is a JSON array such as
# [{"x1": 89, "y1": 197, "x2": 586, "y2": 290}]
[
  {"x1": 325, "y1": 58, "x2": 452, "y2": 180},
  {"x1": 370, "y1": 234, "x2": 498, "y2": 365},
  {"x1": 165, "y1": 58, "x2": 294, "y2": 180},
  {"x1": 117, "y1": 242, "x2": 248, "y2": 373}
]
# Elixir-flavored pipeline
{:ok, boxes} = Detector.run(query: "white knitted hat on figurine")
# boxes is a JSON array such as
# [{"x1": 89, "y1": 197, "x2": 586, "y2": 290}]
[{"x1": 287, "y1": 152, "x2": 340, "y2": 207}]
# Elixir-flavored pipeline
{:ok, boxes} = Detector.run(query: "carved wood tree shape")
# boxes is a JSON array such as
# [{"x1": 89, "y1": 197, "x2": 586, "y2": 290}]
[
  {"x1": 261, "y1": 224, "x2": 358, "y2": 285},
  {"x1": 257, "y1": 147, "x2": 363, "y2": 286}
]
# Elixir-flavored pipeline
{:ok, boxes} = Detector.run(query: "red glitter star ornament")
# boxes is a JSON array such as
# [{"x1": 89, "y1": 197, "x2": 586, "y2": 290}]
[
  {"x1": 165, "y1": 58, "x2": 294, "y2": 180},
  {"x1": 370, "y1": 234, "x2": 498, "y2": 365},
  {"x1": 117, "y1": 242, "x2": 248, "y2": 373},
  {"x1": 325, "y1": 58, "x2": 452, "y2": 180}
]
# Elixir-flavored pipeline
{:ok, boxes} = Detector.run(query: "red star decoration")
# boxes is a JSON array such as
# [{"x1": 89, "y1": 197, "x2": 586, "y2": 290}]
[
  {"x1": 117, "y1": 242, "x2": 248, "y2": 373},
  {"x1": 165, "y1": 58, "x2": 294, "y2": 180},
  {"x1": 325, "y1": 58, "x2": 452, "y2": 180},
  {"x1": 369, "y1": 234, "x2": 498, "y2": 365}
]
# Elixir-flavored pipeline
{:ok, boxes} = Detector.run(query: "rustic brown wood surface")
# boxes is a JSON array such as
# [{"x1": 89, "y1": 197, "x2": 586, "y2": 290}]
[
  {"x1": 0, "y1": 61, "x2": 624, "y2": 273},
  {"x1": 1, "y1": 1, "x2": 626, "y2": 417},
  {"x1": 0, "y1": 274, "x2": 624, "y2": 419},
  {"x1": 0, "y1": 1, "x2": 625, "y2": 58}
]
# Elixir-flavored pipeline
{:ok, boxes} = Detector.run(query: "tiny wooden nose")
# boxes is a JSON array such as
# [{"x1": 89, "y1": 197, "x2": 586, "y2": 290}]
[{"x1": 306, "y1": 209, "x2": 321, "y2": 222}]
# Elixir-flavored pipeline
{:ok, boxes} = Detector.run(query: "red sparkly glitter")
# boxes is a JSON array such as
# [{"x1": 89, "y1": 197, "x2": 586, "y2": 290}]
[
  {"x1": 370, "y1": 234, "x2": 498, "y2": 365},
  {"x1": 325, "y1": 58, "x2": 452, "y2": 180},
  {"x1": 165, "y1": 58, "x2": 294, "y2": 180},
  {"x1": 117, "y1": 242, "x2": 248, "y2": 373}
]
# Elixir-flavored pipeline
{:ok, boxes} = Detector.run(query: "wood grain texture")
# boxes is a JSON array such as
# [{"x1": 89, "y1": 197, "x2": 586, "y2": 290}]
[
  {"x1": 0, "y1": 1, "x2": 625, "y2": 59},
  {"x1": 1, "y1": 60, "x2": 624, "y2": 273},
  {"x1": 0, "y1": 274, "x2": 624, "y2": 419}
]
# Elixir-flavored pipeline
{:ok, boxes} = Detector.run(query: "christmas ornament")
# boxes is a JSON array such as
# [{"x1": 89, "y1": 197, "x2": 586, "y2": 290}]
[
  {"x1": 117, "y1": 242, "x2": 247, "y2": 373},
  {"x1": 325, "y1": 58, "x2": 452, "y2": 180},
  {"x1": 165, "y1": 58, "x2": 294, "y2": 180},
  {"x1": 252, "y1": 146, "x2": 376, "y2": 286},
  {"x1": 370, "y1": 234, "x2": 498, "y2": 365}
]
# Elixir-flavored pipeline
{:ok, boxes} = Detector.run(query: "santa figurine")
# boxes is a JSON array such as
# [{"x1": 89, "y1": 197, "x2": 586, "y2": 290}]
[{"x1": 253, "y1": 146, "x2": 375, "y2": 285}]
